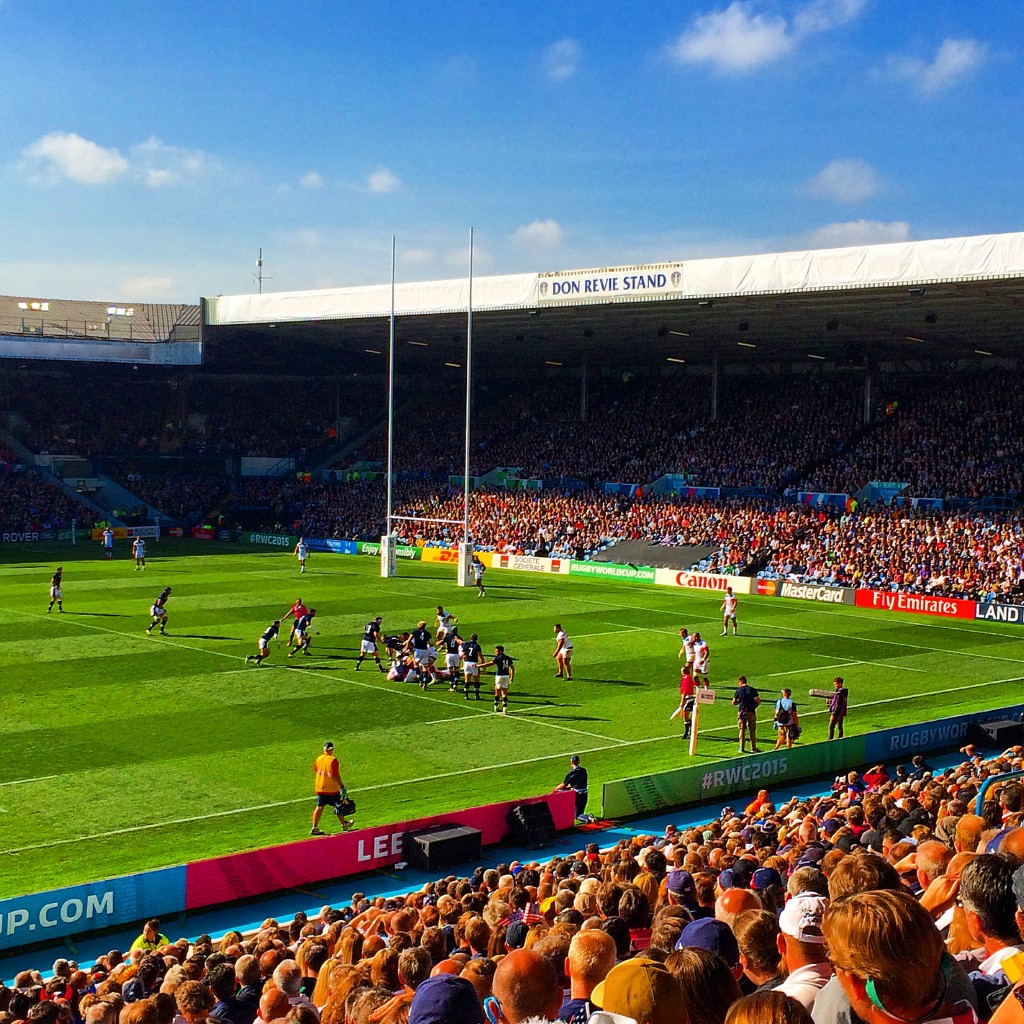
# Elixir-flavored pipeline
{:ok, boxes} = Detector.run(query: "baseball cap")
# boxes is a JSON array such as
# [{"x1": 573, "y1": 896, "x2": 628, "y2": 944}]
[
  {"x1": 666, "y1": 869, "x2": 696, "y2": 901},
  {"x1": 797, "y1": 845, "x2": 826, "y2": 867},
  {"x1": 571, "y1": 754, "x2": 581, "y2": 764},
  {"x1": 676, "y1": 919, "x2": 740, "y2": 968},
  {"x1": 718, "y1": 868, "x2": 748, "y2": 890},
  {"x1": 779, "y1": 894, "x2": 828, "y2": 944},
  {"x1": 408, "y1": 974, "x2": 485, "y2": 1024},
  {"x1": 751, "y1": 867, "x2": 783, "y2": 891},
  {"x1": 822, "y1": 818, "x2": 843, "y2": 838},
  {"x1": 591, "y1": 957, "x2": 685, "y2": 1024},
  {"x1": 323, "y1": 741, "x2": 334, "y2": 751},
  {"x1": 505, "y1": 921, "x2": 529, "y2": 950}
]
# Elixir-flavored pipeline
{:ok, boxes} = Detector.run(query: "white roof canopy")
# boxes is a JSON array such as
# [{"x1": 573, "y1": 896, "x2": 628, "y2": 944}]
[{"x1": 205, "y1": 231, "x2": 1024, "y2": 327}]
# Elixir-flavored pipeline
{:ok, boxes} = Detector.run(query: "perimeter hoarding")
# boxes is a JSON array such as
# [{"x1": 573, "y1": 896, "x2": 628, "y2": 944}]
[
  {"x1": 602, "y1": 737, "x2": 865, "y2": 818},
  {"x1": 975, "y1": 602, "x2": 1024, "y2": 625},
  {"x1": 755, "y1": 581, "x2": 855, "y2": 604},
  {"x1": 854, "y1": 589, "x2": 975, "y2": 619},
  {"x1": 0, "y1": 867, "x2": 185, "y2": 953},
  {"x1": 863, "y1": 705, "x2": 1024, "y2": 762},
  {"x1": 602, "y1": 704, "x2": 1024, "y2": 818},
  {"x1": 569, "y1": 560, "x2": 655, "y2": 582},
  {"x1": 653, "y1": 570, "x2": 752, "y2": 594},
  {"x1": 357, "y1": 541, "x2": 420, "y2": 560},
  {"x1": 185, "y1": 790, "x2": 574, "y2": 910}
]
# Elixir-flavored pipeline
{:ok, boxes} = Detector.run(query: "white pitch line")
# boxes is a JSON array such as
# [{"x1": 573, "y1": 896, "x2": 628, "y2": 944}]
[
  {"x1": 0, "y1": 773, "x2": 62, "y2": 788},
  {"x1": 592, "y1": 597, "x2": 1024, "y2": 666},
  {"x1": 765, "y1": 662, "x2": 863, "y2": 678},
  {"x1": 4, "y1": 605, "x2": 627, "y2": 748},
  {"x1": 5, "y1": 674, "x2": 1018, "y2": 856}
]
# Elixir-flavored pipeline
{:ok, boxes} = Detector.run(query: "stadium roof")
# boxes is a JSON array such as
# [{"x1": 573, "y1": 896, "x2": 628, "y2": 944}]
[{"x1": 203, "y1": 232, "x2": 1024, "y2": 373}]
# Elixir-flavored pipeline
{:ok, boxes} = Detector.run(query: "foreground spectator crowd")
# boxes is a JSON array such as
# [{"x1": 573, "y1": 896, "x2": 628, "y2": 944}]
[{"x1": 6, "y1": 746, "x2": 1024, "y2": 1024}]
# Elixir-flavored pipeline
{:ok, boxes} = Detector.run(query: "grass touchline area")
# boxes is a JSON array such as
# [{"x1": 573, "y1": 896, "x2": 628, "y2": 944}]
[{"x1": 0, "y1": 539, "x2": 1021, "y2": 897}]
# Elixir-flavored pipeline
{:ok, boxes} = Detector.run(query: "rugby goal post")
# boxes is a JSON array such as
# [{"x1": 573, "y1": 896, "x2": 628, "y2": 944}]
[{"x1": 380, "y1": 230, "x2": 478, "y2": 584}]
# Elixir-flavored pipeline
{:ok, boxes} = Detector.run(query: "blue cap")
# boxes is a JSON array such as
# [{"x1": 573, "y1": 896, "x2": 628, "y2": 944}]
[
  {"x1": 751, "y1": 867, "x2": 783, "y2": 890},
  {"x1": 408, "y1": 975, "x2": 485, "y2": 1024},
  {"x1": 676, "y1": 919, "x2": 740, "y2": 967}
]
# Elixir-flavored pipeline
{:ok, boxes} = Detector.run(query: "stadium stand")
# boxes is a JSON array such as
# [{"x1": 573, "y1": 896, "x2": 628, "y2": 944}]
[
  {"x1": 0, "y1": 468, "x2": 93, "y2": 532},
  {"x1": 5, "y1": 745, "x2": 1024, "y2": 1024}
]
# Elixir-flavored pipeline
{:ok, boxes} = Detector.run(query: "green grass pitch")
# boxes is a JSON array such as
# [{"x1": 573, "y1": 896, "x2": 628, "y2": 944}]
[{"x1": 1, "y1": 540, "x2": 1023, "y2": 899}]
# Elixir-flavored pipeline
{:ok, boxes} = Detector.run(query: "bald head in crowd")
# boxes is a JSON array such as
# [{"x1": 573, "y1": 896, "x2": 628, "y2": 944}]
[
  {"x1": 716, "y1": 888, "x2": 761, "y2": 927},
  {"x1": 915, "y1": 841, "x2": 954, "y2": 889},
  {"x1": 258, "y1": 989, "x2": 291, "y2": 1022},
  {"x1": 259, "y1": 950, "x2": 282, "y2": 980},
  {"x1": 492, "y1": 948, "x2": 562, "y2": 1024},
  {"x1": 999, "y1": 827, "x2": 1024, "y2": 862}
]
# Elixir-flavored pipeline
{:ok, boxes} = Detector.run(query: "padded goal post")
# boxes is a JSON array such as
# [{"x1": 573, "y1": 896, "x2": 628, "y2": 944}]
[
  {"x1": 457, "y1": 542, "x2": 474, "y2": 588},
  {"x1": 380, "y1": 535, "x2": 397, "y2": 578}
]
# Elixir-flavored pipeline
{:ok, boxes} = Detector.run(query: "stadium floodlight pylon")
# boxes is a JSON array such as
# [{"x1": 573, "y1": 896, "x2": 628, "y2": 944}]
[{"x1": 382, "y1": 231, "x2": 475, "y2": 583}]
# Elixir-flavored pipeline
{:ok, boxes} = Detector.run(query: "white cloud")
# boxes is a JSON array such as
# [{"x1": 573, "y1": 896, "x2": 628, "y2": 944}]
[
  {"x1": 883, "y1": 38, "x2": 985, "y2": 96},
  {"x1": 804, "y1": 219, "x2": 911, "y2": 248},
  {"x1": 669, "y1": 0, "x2": 866, "y2": 74},
  {"x1": 671, "y1": 3, "x2": 791, "y2": 73},
  {"x1": 131, "y1": 136, "x2": 211, "y2": 187},
  {"x1": 20, "y1": 132, "x2": 128, "y2": 185},
  {"x1": 792, "y1": 0, "x2": 866, "y2": 36},
  {"x1": 20, "y1": 132, "x2": 212, "y2": 188},
  {"x1": 299, "y1": 171, "x2": 322, "y2": 189},
  {"x1": 367, "y1": 167, "x2": 401, "y2": 193},
  {"x1": 512, "y1": 219, "x2": 564, "y2": 249},
  {"x1": 545, "y1": 39, "x2": 581, "y2": 81},
  {"x1": 807, "y1": 158, "x2": 883, "y2": 204}
]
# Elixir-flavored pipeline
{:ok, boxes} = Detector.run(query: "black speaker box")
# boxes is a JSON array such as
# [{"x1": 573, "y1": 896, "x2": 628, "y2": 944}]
[
  {"x1": 507, "y1": 802, "x2": 557, "y2": 849},
  {"x1": 967, "y1": 719, "x2": 1024, "y2": 748},
  {"x1": 402, "y1": 824, "x2": 482, "y2": 871}
]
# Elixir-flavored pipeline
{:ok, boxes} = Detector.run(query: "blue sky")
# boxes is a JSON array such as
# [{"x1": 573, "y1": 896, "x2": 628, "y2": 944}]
[{"x1": 0, "y1": 1, "x2": 1019, "y2": 301}]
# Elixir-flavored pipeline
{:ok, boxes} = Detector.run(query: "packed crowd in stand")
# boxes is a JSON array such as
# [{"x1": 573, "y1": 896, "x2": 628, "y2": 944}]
[
  {"x1": 800, "y1": 376, "x2": 1024, "y2": 500},
  {"x1": 0, "y1": 469, "x2": 91, "y2": 532},
  {"x1": 229, "y1": 479, "x2": 1024, "y2": 603},
  {"x1": 119, "y1": 477, "x2": 228, "y2": 525},
  {"x1": 5, "y1": 745, "x2": 1024, "y2": 1024},
  {"x1": 6, "y1": 374, "x2": 359, "y2": 461},
  {"x1": 351, "y1": 375, "x2": 862, "y2": 488}
]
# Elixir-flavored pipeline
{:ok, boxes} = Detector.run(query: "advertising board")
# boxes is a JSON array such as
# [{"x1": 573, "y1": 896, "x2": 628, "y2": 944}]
[
  {"x1": 854, "y1": 589, "x2": 975, "y2": 619},
  {"x1": 0, "y1": 867, "x2": 185, "y2": 952},
  {"x1": 653, "y1": 570, "x2": 752, "y2": 594}
]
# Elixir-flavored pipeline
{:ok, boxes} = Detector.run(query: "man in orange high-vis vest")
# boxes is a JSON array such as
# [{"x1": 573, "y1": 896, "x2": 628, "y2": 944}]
[{"x1": 311, "y1": 741, "x2": 353, "y2": 835}]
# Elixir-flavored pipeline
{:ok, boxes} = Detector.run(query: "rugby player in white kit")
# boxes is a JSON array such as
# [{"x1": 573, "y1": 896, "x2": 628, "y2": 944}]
[{"x1": 721, "y1": 586, "x2": 739, "y2": 635}]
